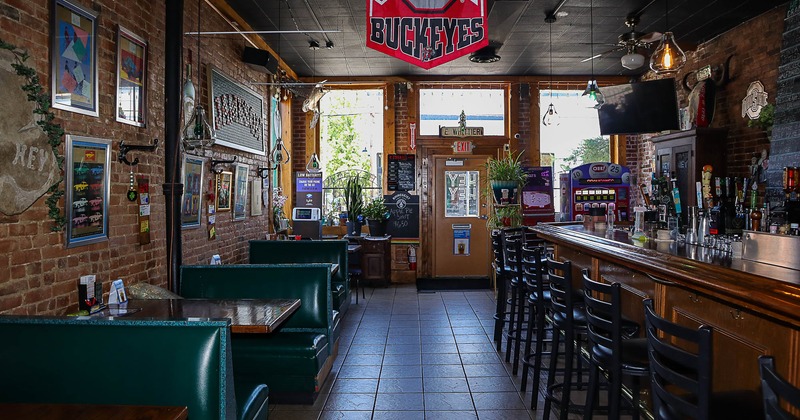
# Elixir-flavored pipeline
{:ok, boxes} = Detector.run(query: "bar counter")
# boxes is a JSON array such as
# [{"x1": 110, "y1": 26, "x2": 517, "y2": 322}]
[{"x1": 531, "y1": 222, "x2": 800, "y2": 393}]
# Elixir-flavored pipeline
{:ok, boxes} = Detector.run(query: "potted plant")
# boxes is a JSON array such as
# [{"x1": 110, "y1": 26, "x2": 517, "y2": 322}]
[
  {"x1": 363, "y1": 197, "x2": 390, "y2": 237},
  {"x1": 487, "y1": 150, "x2": 528, "y2": 204},
  {"x1": 343, "y1": 175, "x2": 364, "y2": 235},
  {"x1": 748, "y1": 102, "x2": 774, "y2": 141}
]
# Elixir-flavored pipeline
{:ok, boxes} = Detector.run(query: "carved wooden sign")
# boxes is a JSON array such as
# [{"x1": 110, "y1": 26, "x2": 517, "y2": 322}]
[{"x1": 0, "y1": 50, "x2": 60, "y2": 215}]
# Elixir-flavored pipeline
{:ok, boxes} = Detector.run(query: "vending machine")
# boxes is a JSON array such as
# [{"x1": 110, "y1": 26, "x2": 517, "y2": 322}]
[
  {"x1": 521, "y1": 166, "x2": 555, "y2": 226},
  {"x1": 564, "y1": 162, "x2": 632, "y2": 222}
]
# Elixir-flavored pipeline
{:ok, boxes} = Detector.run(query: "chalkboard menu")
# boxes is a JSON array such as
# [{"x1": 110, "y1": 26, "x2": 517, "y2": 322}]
[
  {"x1": 384, "y1": 192, "x2": 419, "y2": 239},
  {"x1": 387, "y1": 154, "x2": 415, "y2": 191}
]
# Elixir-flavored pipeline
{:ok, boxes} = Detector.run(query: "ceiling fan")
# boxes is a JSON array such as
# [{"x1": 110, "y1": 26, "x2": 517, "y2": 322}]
[{"x1": 581, "y1": 15, "x2": 662, "y2": 70}]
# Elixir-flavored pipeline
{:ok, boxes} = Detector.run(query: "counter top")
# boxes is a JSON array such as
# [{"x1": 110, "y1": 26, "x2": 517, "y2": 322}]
[{"x1": 531, "y1": 223, "x2": 800, "y2": 326}]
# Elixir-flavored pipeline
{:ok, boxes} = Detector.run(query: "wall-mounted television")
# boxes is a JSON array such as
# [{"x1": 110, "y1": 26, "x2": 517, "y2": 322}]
[{"x1": 598, "y1": 78, "x2": 680, "y2": 136}]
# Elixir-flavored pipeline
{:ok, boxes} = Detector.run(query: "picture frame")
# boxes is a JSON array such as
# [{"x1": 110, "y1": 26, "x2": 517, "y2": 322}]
[
  {"x1": 233, "y1": 163, "x2": 249, "y2": 221},
  {"x1": 215, "y1": 171, "x2": 232, "y2": 212},
  {"x1": 115, "y1": 25, "x2": 147, "y2": 127},
  {"x1": 207, "y1": 65, "x2": 266, "y2": 155},
  {"x1": 65, "y1": 135, "x2": 110, "y2": 248},
  {"x1": 51, "y1": 0, "x2": 99, "y2": 117},
  {"x1": 181, "y1": 156, "x2": 204, "y2": 228}
]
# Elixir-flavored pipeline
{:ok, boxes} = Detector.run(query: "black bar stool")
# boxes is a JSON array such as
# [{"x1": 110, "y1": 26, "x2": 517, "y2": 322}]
[
  {"x1": 643, "y1": 299, "x2": 763, "y2": 420},
  {"x1": 502, "y1": 232, "x2": 524, "y2": 371},
  {"x1": 582, "y1": 269, "x2": 649, "y2": 420},
  {"x1": 542, "y1": 255, "x2": 588, "y2": 420},
  {"x1": 759, "y1": 355, "x2": 800, "y2": 419},
  {"x1": 519, "y1": 244, "x2": 551, "y2": 408},
  {"x1": 491, "y1": 229, "x2": 506, "y2": 351}
]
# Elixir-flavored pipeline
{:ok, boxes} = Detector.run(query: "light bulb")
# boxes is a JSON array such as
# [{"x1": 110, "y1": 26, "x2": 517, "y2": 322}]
[{"x1": 649, "y1": 32, "x2": 686, "y2": 73}]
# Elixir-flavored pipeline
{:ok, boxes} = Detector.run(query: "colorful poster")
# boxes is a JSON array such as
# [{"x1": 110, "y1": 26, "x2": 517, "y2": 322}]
[{"x1": 366, "y1": 0, "x2": 488, "y2": 69}]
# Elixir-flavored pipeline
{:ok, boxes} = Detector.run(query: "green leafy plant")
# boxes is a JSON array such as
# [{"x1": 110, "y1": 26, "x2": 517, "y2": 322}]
[
  {"x1": 748, "y1": 103, "x2": 774, "y2": 140},
  {"x1": 487, "y1": 205, "x2": 523, "y2": 229},
  {"x1": 487, "y1": 150, "x2": 528, "y2": 185},
  {"x1": 363, "y1": 197, "x2": 389, "y2": 221},
  {"x1": 343, "y1": 175, "x2": 364, "y2": 221}
]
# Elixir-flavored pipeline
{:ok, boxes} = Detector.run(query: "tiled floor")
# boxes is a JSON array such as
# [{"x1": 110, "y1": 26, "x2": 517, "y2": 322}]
[{"x1": 268, "y1": 284, "x2": 571, "y2": 420}]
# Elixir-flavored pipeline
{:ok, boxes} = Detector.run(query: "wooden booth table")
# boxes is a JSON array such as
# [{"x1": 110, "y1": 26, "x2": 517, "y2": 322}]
[
  {"x1": 0, "y1": 403, "x2": 188, "y2": 420},
  {"x1": 95, "y1": 298, "x2": 301, "y2": 333}
]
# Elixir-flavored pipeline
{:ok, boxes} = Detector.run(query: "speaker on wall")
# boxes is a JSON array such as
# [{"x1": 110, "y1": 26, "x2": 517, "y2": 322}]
[{"x1": 242, "y1": 47, "x2": 278, "y2": 75}]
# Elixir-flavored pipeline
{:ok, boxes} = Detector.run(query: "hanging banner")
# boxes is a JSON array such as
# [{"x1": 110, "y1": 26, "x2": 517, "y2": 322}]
[{"x1": 366, "y1": 0, "x2": 488, "y2": 70}]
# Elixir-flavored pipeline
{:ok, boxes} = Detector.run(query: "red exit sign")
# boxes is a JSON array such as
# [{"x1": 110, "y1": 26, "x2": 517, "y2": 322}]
[{"x1": 452, "y1": 141, "x2": 474, "y2": 154}]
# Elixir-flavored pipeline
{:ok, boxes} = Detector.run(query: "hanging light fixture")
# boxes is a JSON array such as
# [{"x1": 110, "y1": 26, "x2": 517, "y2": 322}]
[
  {"x1": 182, "y1": 0, "x2": 216, "y2": 151},
  {"x1": 267, "y1": 136, "x2": 291, "y2": 169},
  {"x1": 649, "y1": 0, "x2": 686, "y2": 73},
  {"x1": 580, "y1": 0, "x2": 604, "y2": 109},
  {"x1": 306, "y1": 153, "x2": 321, "y2": 173},
  {"x1": 542, "y1": 13, "x2": 560, "y2": 126},
  {"x1": 621, "y1": 46, "x2": 646, "y2": 70}
]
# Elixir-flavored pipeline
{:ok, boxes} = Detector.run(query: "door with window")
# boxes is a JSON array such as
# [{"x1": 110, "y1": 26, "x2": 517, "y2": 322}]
[{"x1": 432, "y1": 155, "x2": 490, "y2": 278}]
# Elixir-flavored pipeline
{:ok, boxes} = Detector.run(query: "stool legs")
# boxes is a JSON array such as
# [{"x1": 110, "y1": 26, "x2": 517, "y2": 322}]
[
  {"x1": 512, "y1": 287, "x2": 526, "y2": 375},
  {"x1": 505, "y1": 280, "x2": 518, "y2": 363},
  {"x1": 544, "y1": 326, "x2": 578, "y2": 420},
  {"x1": 493, "y1": 273, "x2": 507, "y2": 351}
]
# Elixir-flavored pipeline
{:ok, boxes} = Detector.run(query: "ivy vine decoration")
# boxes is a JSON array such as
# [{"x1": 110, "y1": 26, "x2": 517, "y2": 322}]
[{"x1": 0, "y1": 39, "x2": 66, "y2": 231}]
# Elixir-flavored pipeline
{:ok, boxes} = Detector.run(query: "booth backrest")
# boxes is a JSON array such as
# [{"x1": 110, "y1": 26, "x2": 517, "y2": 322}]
[
  {"x1": 180, "y1": 264, "x2": 332, "y2": 333},
  {"x1": 0, "y1": 317, "x2": 234, "y2": 420},
  {"x1": 249, "y1": 240, "x2": 348, "y2": 287}
]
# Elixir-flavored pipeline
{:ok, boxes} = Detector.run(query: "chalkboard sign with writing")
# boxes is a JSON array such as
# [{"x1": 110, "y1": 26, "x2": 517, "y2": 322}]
[
  {"x1": 384, "y1": 192, "x2": 419, "y2": 239},
  {"x1": 387, "y1": 154, "x2": 415, "y2": 191}
]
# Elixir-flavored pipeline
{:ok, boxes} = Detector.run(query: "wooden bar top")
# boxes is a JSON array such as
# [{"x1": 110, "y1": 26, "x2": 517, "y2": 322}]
[
  {"x1": 531, "y1": 223, "x2": 800, "y2": 328},
  {"x1": 0, "y1": 403, "x2": 188, "y2": 420},
  {"x1": 95, "y1": 298, "x2": 300, "y2": 334}
]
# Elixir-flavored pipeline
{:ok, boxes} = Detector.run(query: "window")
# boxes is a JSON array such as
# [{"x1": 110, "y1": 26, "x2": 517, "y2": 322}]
[
  {"x1": 419, "y1": 88, "x2": 505, "y2": 136},
  {"x1": 539, "y1": 89, "x2": 610, "y2": 213},
  {"x1": 319, "y1": 89, "x2": 384, "y2": 221}
]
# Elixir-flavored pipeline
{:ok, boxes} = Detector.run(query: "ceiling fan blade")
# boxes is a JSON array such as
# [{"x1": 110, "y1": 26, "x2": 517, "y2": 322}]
[
  {"x1": 580, "y1": 47, "x2": 622, "y2": 63},
  {"x1": 639, "y1": 31, "x2": 663, "y2": 43}
]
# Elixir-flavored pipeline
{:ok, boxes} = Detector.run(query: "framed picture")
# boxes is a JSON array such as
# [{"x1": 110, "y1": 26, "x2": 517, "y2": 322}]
[
  {"x1": 207, "y1": 65, "x2": 266, "y2": 155},
  {"x1": 51, "y1": 0, "x2": 99, "y2": 117},
  {"x1": 181, "y1": 156, "x2": 204, "y2": 228},
  {"x1": 65, "y1": 135, "x2": 110, "y2": 248},
  {"x1": 233, "y1": 163, "x2": 249, "y2": 221},
  {"x1": 216, "y1": 171, "x2": 232, "y2": 212},
  {"x1": 115, "y1": 26, "x2": 147, "y2": 126}
]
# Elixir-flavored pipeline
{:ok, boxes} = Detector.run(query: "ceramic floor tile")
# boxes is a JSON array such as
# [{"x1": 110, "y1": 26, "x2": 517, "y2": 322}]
[
  {"x1": 381, "y1": 353, "x2": 422, "y2": 365},
  {"x1": 420, "y1": 335, "x2": 456, "y2": 344},
  {"x1": 380, "y1": 364, "x2": 423, "y2": 378},
  {"x1": 423, "y1": 377, "x2": 470, "y2": 393},
  {"x1": 466, "y1": 376, "x2": 518, "y2": 392},
  {"x1": 331, "y1": 378, "x2": 379, "y2": 394},
  {"x1": 384, "y1": 344, "x2": 421, "y2": 354},
  {"x1": 463, "y1": 363, "x2": 510, "y2": 377},
  {"x1": 375, "y1": 392, "x2": 424, "y2": 410},
  {"x1": 346, "y1": 344, "x2": 386, "y2": 354},
  {"x1": 377, "y1": 377, "x2": 424, "y2": 393},
  {"x1": 423, "y1": 392, "x2": 475, "y2": 411},
  {"x1": 476, "y1": 409, "x2": 534, "y2": 420},
  {"x1": 424, "y1": 411, "x2": 479, "y2": 420},
  {"x1": 422, "y1": 364, "x2": 466, "y2": 378},
  {"x1": 323, "y1": 393, "x2": 376, "y2": 411},
  {"x1": 455, "y1": 334, "x2": 492, "y2": 344},
  {"x1": 318, "y1": 410, "x2": 373, "y2": 420},
  {"x1": 472, "y1": 392, "x2": 528, "y2": 410},
  {"x1": 420, "y1": 353, "x2": 462, "y2": 365},
  {"x1": 373, "y1": 410, "x2": 425, "y2": 420},
  {"x1": 336, "y1": 365, "x2": 382, "y2": 379},
  {"x1": 421, "y1": 343, "x2": 459, "y2": 353},
  {"x1": 343, "y1": 354, "x2": 383, "y2": 366},
  {"x1": 459, "y1": 352, "x2": 502, "y2": 364}
]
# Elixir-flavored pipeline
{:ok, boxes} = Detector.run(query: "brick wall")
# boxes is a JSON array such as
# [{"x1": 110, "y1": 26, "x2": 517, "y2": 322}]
[
  {"x1": 630, "y1": 5, "x2": 786, "y2": 203},
  {"x1": 1, "y1": 0, "x2": 272, "y2": 314}
]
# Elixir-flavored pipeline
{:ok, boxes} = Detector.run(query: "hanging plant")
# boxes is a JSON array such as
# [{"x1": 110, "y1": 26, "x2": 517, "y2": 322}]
[
  {"x1": 0, "y1": 39, "x2": 66, "y2": 230},
  {"x1": 747, "y1": 102, "x2": 774, "y2": 141}
]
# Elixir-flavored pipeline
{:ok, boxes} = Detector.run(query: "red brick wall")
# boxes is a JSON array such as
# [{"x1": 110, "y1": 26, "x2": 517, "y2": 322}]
[
  {"x1": 1, "y1": 0, "x2": 272, "y2": 315},
  {"x1": 631, "y1": 5, "x2": 786, "y2": 198}
]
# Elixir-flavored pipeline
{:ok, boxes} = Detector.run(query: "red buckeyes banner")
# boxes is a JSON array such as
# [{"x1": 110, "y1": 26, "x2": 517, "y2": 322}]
[{"x1": 366, "y1": 0, "x2": 488, "y2": 70}]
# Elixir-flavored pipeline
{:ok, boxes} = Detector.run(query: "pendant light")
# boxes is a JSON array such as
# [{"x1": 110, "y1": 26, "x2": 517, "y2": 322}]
[
  {"x1": 181, "y1": 0, "x2": 216, "y2": 151},
  {"x1": 649, "y1": 0, "x2": 686, "y2": 73},
  {"x1": 542, "y1": 13, "x2": 560, "y2": 126},
  {"x1": 580, "y1": 0, "x2": 604, "y2": 109},
  {"x1": 306, "y1": 153, "x2": 321, "y2": 173}
]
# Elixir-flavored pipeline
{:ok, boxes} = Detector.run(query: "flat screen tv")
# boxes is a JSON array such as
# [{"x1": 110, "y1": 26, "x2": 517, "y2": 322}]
[{"x1": 598, "y1": 78, "x2": 680, "y2": 135}]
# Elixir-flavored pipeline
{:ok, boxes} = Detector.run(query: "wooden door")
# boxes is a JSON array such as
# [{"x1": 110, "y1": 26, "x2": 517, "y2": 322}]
[{"x1": 432, "y1": 155, "x2": 490, "y2": 278}]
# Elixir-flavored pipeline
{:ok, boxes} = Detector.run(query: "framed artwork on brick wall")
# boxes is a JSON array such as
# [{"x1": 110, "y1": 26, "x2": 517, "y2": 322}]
[
  {"x1": 65, "y1": 135, "x2": 110, "y2": 248},
  {"x1": 51, "y1": 0, "x2": 99, "y2": 117},
  {"x1": 181, "y1": 156, "x2": 204, "y2": 228},
  {"x1": 216, "y1": 171, "x2": 232, "y2": 212},
  {"x1": 115, "y1": 25, "x2": 147, "y2": 127},
  {"x1": 233, "y1": 163, "x2": 248, "y2": 221}
]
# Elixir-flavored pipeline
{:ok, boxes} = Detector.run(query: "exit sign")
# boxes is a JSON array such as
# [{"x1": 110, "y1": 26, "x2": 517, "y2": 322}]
[{"x1": 452, "y1": 141, "x2": 474, "y2": 154}]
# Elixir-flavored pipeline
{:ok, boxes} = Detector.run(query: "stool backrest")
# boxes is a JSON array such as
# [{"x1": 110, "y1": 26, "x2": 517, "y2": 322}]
[
  {"x1": 503, "y1": 234, "x2": 523, "y2": 280},
  {"x1": 759, "y1": 355, "x2": 800, "y2": 420},
  {"x1": 492, "y1": 229, "x2": 504, "y2": 275},
  {"x1": 643, "y1": 298, "x2": 713, "y2": 420},
  {"x1": 582, "y1": 269, "x2": 623, "y2": 365},
  {"x1": 521, "y1": 244, "x2": 548, "y2": 300},
  {"x1": 546, "y1": 255, "x2": 574, "y2": 323}
]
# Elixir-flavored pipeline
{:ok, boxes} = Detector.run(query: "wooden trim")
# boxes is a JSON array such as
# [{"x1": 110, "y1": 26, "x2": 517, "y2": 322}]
[
  {"x1": 509, "y1": 83, "x2": 519, "y2": 152},
  {"x1": 610, "y1": 135, "x2": 626, "y2": 165},
  {"x1": 384, "y1": 85, "x2": 396, "y2": 192},
  {"x1": 529, "y1": 82, "x2": 541, "y2": 166}
]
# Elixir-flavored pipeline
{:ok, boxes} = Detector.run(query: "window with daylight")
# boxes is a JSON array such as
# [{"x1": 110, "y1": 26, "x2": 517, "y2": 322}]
[
  {"x1": 419, "y1": 88, "x2": 505, "y2": 136},
  {"x1": 319, "y1": 89, "x2": 385, "y2": 221},
  {"x1": 539, "y1": 89, "x2": 610, "y2": 213}
]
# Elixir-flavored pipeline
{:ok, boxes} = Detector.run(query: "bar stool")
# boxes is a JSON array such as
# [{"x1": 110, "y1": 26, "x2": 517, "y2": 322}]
[
  {"x1": 759, "y1": 355, "x2": 800, "y2": 419},
  {"x1": 582, "y1": 269, "x2": 649, "y2": 420},
  {"x1": 502, "y1": 232, "x2": 524, "y2": 371},
  {"x1": 643, "y1": 299, "x2": 763, "y2": 420},
  {"x1": 519, "y1": 244, "x2": 551, "y2": 407},
  {"x1": 492, "y1": 229, "x2": 507, "y2": 351},
  {"x1": 542, "y1": 255, "x2": 588, "y2": 420}
]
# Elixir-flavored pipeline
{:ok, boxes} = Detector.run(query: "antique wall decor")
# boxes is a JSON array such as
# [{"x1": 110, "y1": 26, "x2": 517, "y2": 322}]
[
  {"x1": 233, "y1": 163, "x2": 249, "y2": 220},
  {"x1": 0, "y1": 40, "x2": 65, "y2": 230},
  {"x1": 51, "y1": 0, "x2": 99, "y2": 116},
  {"x1": 181, "y1": 156, "x2": 204, "y2": 228},
  {"x1": 742, "y1": 80, "x2": 769, "y2": 120},
  {"x1": 215, "y1": 170, "x2": 233, "y2": 211},
  {"x1": 115, "y1": 26, "x2": 147, "y2": 126},
  {"x1": 65, "y1": 135, "x2": 110, "y2": 248},
  {"x1": 208, "y1": 65, "x2": 265, "y2": 155}
]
